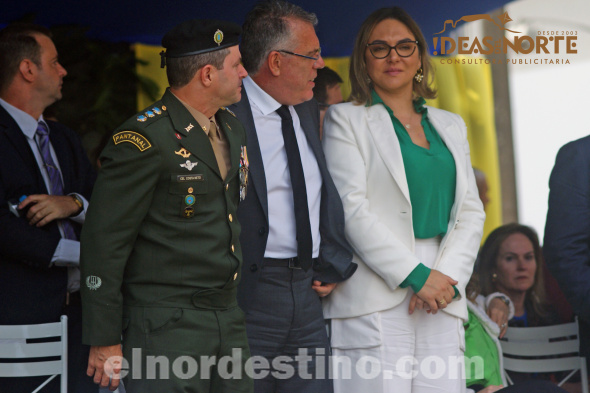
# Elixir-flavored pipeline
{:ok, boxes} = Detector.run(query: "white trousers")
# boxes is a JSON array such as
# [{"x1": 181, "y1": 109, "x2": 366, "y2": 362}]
[{"x1": 331, "y1": 238, "x2": 466, "y2": 393}]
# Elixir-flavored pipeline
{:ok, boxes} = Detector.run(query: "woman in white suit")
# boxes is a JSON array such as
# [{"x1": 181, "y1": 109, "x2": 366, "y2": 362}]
[{"x1": 322, "y1": 7, "x2": 485, "y2": 393}]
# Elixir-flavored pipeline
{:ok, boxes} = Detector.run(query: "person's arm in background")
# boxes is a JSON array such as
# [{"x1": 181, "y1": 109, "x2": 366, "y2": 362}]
[{"x1": 544, "y1": 139, "x2": 590, "y2": 324}]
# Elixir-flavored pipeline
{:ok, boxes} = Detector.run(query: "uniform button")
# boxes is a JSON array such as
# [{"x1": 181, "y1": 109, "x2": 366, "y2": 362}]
[
  {"x1": 250, "y1": 264, "x2": 258, "y2": 272},
  {"x1": 225, "y1": 184, "x2": 229, "y2": 191},
  {"x1": 229, "y1": 214, "x2": 233, "y2": 222},
  {"x1": 231, "y1": 244, "x2": 235, "y2": 252},
  {"x1": 258, "y1": 227, "x2": 266, "y2": 236},
  {"x1": 233, "y1": 272, "x2": 238, "y2": 280}
]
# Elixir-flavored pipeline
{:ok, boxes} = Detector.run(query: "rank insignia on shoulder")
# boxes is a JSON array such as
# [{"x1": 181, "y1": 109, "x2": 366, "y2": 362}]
[
  {"x1": 152, "y1": 107, "x2": 162, "y2": 115},
  {"x1": 137, "y1": 115, "x2": 147, "y2": 122},
  {"x1": 175, "y1": 148, "x2": 191, "y2": 158},
  {"x1": 145, "y1": 110, "x2": 155, "y2": 118},
  {"x1": 86, "y1": 275, "x2": 102, "y2": 290},
  {"x1": 221, "y1": 107, "x2": 236, "y2": 117},
  {"x1": 113, "y1": 131, "x2": 152, "y2": 152}
]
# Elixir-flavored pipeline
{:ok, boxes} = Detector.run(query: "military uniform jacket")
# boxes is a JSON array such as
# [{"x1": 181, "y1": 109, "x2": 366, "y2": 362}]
[{"x1": 81, "y1": 89, "x2": 246, "y2": 345}]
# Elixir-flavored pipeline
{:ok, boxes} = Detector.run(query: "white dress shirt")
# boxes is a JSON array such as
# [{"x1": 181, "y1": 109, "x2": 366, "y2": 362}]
[{"x1": 243, "y1": 76, "x2": 322, "y2": 258}]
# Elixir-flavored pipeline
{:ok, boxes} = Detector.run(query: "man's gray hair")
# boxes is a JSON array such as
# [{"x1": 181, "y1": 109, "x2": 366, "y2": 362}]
[{"x1": 241, "y1": 0, "x2": 318, "y2": 75}]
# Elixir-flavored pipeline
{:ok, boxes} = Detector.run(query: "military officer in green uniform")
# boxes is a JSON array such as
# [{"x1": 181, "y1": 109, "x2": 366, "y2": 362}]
[{"x1": 80, "y1": 19, "x2": 251, "y2": 392}]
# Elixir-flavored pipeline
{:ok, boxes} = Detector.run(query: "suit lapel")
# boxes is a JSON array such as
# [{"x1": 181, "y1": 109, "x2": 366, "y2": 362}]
[
  {"x1": 294, "y1": 102, "x2": 324, "y2": 169},
  {"x1": 366, "y1": 105, "x2": 412, "y2": 204},
  {"x1": 229, "y1": 89, "x2": 269, "y2": 219},
  {"x1": 0, "y1": 107, "x2": 48, "y2": 193},
  {"x1": 161, "y1": 90, "x2": 222, "y2": 179}
]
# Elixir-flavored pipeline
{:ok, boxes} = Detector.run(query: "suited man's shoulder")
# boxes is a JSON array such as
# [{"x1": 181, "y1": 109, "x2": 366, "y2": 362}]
[{"x1": 558, "y1": 134, "x2": 590, "y2": 157}]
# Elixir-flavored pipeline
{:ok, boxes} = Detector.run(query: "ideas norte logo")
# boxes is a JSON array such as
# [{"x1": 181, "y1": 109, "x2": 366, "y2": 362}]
[{"x1": 432, "y1": 12, "x2": 577, "y2": 60}]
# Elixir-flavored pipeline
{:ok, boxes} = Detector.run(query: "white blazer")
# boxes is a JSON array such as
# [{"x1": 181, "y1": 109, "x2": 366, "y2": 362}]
[{"x1": 322, "y1": 102, "x2": 485, "y2": 321}]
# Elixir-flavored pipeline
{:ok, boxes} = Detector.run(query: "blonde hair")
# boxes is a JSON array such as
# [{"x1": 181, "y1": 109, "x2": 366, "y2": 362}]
[{"x1": 349, "y1": 7, "x2": 436, "y2": 105}]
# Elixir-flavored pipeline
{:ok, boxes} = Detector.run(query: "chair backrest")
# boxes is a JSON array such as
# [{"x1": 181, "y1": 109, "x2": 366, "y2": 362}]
[
  {"x1": 500, "y1": 318, "x2": 588, "y2": 393},
  {"x1": 0, "y1": 315, "x2": 68, "y2": 393}
]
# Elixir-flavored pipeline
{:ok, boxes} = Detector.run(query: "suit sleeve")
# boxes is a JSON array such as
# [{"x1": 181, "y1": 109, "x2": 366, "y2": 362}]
[
  {"x1": 322, "y1": 105, "x2": 421, "y2": 290},
  {"x1": 544, "y1": 140, "x2": 590, "y2": 323},
  {"x1": 433, "y1": 114, "x2": 485, "y2": 299},
  {"x1": 80, "y1": 128, "x2": 161, "y2": 346}
]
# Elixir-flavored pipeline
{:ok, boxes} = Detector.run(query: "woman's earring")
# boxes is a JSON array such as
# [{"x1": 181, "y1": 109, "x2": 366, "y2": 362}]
[
  {"x1": 492, "y1": 273, "x2": 497, "y2": 282},
  {"x1": 414, "y1": 67, "x2": 424, "y2": 83}
]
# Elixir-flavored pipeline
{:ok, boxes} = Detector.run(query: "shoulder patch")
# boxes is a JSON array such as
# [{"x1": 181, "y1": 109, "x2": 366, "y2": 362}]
[
  {"x1": 221, "y1": 107, "x2": 236, "y2": 117},
  {"x1": 113, "y1": 131, "x2": 152, "y2": 152}
]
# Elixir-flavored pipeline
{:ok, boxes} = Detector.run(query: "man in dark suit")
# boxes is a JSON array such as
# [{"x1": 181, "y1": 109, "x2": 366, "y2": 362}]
[
  {"x1": 544, "y1": 135, "x2": 590, "y2": 371},
  {"x1": 229, "y1": 2, "x2": 356, "y2": 392},
  {"x1": 81, "y1": 19, "x2": 253, "y2": 392},
  {"x1": 0, "y1": 24, "x2": 96, "y2": 392}
]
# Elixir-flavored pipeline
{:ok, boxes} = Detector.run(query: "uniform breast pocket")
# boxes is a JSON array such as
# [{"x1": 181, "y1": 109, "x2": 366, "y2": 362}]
[{"x1": 166, "y1": 173, "x2": 208, "y2": 221}]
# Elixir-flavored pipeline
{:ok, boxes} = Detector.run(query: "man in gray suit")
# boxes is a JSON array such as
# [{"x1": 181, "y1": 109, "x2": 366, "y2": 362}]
[{"x1": 229, "y1": 1, "x2": 356, "y2": 392}]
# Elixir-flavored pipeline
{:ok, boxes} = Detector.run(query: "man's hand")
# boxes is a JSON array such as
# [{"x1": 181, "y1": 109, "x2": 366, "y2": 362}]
[
  {"x1": 87, "y1": 344, "x2": 123, "y2": 391},
  {"x1": 19, "y1": 194, "x2": 80, "y2": 227},
  {"x1": 312, "y1": 281, "x2": 337, "y2": 297},
  {"x1": 414, "y1": 270, "x2": 457, "y2": 314},
  {"x1": 487, "y1": 297, "x2": 510, "y2": 338}
]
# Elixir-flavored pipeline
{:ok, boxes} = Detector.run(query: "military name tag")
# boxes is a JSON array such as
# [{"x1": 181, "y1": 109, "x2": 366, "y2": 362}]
[{"x1": 177, "y1": 175, "x2": 204, "y2": 182}]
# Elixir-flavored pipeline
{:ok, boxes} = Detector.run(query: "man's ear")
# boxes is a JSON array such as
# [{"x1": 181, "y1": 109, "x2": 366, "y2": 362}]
[
  {"x1": 200, "y1": 65, "x2": 216, "y2": 86},
  {"x1": 19, "y1": 59, "x2": 37, "y2": 83},
  {"x1": 267, "y1": 51, "x2": 282, "y2": 77}
]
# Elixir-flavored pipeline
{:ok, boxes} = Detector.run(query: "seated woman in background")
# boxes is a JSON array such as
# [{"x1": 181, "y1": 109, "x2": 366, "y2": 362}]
[
  {"x1": 478, "y1": 223, "x2": 558, "y2": 328},
  {"x1": 464, "y1": 273, "x2": 567, "y2": 393},
  {"x1": 477, "y1": 224, "x2": 585, "y2": 392}
]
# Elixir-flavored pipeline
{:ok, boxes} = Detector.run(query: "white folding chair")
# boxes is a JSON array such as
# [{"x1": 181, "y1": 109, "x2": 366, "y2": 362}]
[
  {"x1": 500, "y1": 318, "x2": 588, "y2": 393},
  {"x1": 0, "y1": 315, "x2": 68, "y2": 393}
]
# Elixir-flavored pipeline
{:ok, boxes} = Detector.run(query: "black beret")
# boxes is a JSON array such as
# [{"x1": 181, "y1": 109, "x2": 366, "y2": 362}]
[{"x1": 161, "y1": 19, "x2": 241, "y2": 62}]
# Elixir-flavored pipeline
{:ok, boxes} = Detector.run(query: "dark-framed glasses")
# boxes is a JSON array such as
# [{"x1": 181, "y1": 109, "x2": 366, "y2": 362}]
[
  {"x1": 276, "y1": 49, "x2": 321, "y2": 62},
  {"x1": 366, "y1": 40, "x2": 419, "y2": 59}
]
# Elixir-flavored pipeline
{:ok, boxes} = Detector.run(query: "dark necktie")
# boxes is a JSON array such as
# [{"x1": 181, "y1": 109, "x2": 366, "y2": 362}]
[
  {"x1": 276, "y1": 105, "x2": 313, "y2": 271},
  {"x1": 36, "y1": 121, "x2": 77, "y2": 240}
]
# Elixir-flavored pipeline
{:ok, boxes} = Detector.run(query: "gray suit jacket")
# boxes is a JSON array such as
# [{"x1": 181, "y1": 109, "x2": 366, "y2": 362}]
[{"x1": 229, "y1": 87, "x2": 356, "y2": 311}]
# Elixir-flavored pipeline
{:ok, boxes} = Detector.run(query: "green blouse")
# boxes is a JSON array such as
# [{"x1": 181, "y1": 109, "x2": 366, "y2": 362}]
[{"x1": 369, "y1": 91, "x2": 458, "y2": 295}]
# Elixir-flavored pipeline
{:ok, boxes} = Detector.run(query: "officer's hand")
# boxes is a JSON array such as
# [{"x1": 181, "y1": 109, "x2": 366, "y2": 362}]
[
  {"x1": 415, "y1": 270, "x2": 457, "y2": 314},
  {"x1": 87, "y1": 344, "x2": 123, "y2": 391},
  {"x1": 312, "y1": 281, "x2": 337, "y2": 297},
  {"x1": 20, "y1": 194, "x2": 80, "y2": 227}
]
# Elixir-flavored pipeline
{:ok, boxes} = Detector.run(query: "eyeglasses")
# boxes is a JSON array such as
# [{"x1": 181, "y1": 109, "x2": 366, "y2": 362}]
[
  {"x1": 366, "y1": 40, "x2": 419, "y2": 59},
  {"x1": 276, "y1": 49, "x2": 321, "y2": 62}
]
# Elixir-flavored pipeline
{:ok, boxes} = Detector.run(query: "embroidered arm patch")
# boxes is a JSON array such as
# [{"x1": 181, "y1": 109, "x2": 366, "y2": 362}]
[{"x1": 112, "y1": 131, "x2": 152, "y2": 151}]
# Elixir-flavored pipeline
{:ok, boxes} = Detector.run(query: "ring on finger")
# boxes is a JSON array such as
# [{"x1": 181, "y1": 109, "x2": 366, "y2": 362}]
[
  {"x1": 438, "y1": 298, "x2": 447, "y2": 306},
  {"x1": 501, "y1": 322, "x2": 507, "y2": 328}
]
